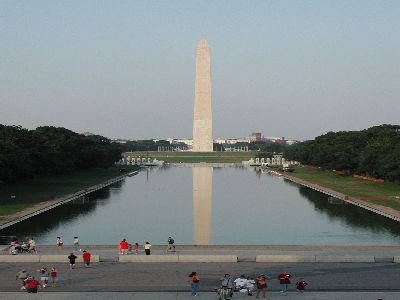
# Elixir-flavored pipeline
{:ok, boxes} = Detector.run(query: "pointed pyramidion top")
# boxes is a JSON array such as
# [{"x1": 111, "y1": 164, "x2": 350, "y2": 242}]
[{"x1": 197, "y1": 38, "x2": 209, "y2": 48}]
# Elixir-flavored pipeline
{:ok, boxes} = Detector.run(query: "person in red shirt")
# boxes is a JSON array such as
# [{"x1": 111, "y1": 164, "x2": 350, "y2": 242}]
[
  {"x1": 278, "y1": 272, "x2": 291, "y2": 293},
  {"x1": 296, "y1": 278, "x2": 308, "y2": 292},
  {"x1": 49, "y1": 268, "x2": 58, "y2": 288},
  {"x1": 82, "y1": 250, "x2": 91, "y2": 267},
  {"x1": 119, "y1": 239, "x2": 129, "y2": 255},
  {"x1": 25, "y1": 276, "x2": 40, "y2": 293}
]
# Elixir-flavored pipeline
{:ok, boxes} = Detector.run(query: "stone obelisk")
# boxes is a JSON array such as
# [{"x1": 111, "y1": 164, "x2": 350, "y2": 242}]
[{"x1": 193, "y1": 38, "x2": 213, "y2": 152}]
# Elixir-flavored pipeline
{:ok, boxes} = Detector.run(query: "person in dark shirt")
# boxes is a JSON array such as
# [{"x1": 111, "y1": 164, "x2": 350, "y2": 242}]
[{"x1": 68, "y1": 253, "x2": 78, "y2": 269}]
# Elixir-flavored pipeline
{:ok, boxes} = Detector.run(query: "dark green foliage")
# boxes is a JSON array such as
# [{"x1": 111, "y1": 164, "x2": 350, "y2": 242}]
[
  {"x1": 284, "y1": 124, "x2": 400, "y2": 181},
  {"x1": 122, "y1": 139, "x2": 171, "y2": 152},
  {"x1": 0, "y1": 125, "x2": 122, "y2": 183}
]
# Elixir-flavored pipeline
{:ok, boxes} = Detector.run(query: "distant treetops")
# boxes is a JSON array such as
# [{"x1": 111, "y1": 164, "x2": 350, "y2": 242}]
[
  {"x1": 0, "y1": 125, "x2": 122, "y2": 183},
  {"x1": 284, "y1": 124, "x2": 400, "y2": 181}
]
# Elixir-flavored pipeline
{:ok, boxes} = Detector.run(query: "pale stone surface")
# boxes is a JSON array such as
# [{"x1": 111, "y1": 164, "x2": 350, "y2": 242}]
[
  {"x1": 39, "y1": 254, "x2": 100, "y2": 263},
  {"x1": 193, "y1": 38, "x2": 213, "y2": 152},
  {"x1": 256, "y1": 255, "x2": 316, "y2": 262},
  {"x1": 315, "y1": 255, "x2": 375, "y2": 263}
]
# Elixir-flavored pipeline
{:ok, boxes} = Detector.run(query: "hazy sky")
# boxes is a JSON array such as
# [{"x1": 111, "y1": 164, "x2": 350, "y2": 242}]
[{"x1": 1, "y1": 1, "x2": 399, "y2": 140}]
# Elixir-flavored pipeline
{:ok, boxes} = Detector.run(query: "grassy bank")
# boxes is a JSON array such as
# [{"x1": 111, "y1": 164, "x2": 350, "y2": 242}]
[
  {"x1": 123, "y1": 151, "x2": 255, "y2": 163},
  {"x1": 0, "y1": 165, "x2": 139, "y2": 216},
  {"x1": 289, "y1": 166, "x2": 400, "y2": 210}
]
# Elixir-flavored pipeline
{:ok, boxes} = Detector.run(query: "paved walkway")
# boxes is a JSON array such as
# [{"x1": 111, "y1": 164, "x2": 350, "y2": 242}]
[
  {"x1": 1, "y1": 291, "x2": 399, "y2": 300},
  {"x1": 3, "y1": 244, "x2": 400, "y2": 259}
]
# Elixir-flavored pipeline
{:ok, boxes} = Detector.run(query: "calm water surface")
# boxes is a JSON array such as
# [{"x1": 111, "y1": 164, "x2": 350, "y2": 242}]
[{"x1": 1, "y1": 166, "x2": 400, "y2": 245}]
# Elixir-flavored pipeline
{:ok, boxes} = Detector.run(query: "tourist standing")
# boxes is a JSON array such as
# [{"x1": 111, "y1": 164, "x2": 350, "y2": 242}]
[
  {"x1": 50, "y1": 267, "x2": 58, "y2": 287},
  {"x1": 56, "y1": 237, "x2": 63, "y2": 249},
  {"x1": 68, "y1": 253, "x2": 78, "y2": 269},
  {"x1": 278, "y1": 271, "x2": 291, "y2": 293},
  {"x1": 221, "y1": 273, "x2": 234, "y2": 298},
  {"x1": 28, "y1": 238, "x2": 37, "y2": 253},
  {"x1": 134, "y1": 242, "x2": 139, "y2": 254},
  {"x1": 73, "y1": 236, "x2": 80, "y2": 252},
  {"x1": 25, "y1": 276, "x2": 41, "y2": 293},
  {"x1": 16, "y1": 269, "x2": 29, "y2": 290},
  {"x1": 296, "y1": 278, "x2": 308, "y2": 292},
  {"x1": 119, "y1": 239, "x2": 129, "y2": 254},
  {"x1": 255, "y1": 274, "x2": 267, "y2": 298},
  {"x1": 166, "y1": 236, "x2": 176, "y2": 252},
  {"x1": 144, "y1": 242, "x2": 152, "y2": 255},
  {"x1": 82, "y1": 250, "x2": 91, "y2": 267},
  {"x1": 37, "y1": 267, "x2": 49, "y2": 288},
  {"x1": 188, "y1": 271, "x2": 199, "y2": 296}
]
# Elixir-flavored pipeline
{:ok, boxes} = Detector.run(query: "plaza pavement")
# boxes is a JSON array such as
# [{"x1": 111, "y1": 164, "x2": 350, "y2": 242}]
[
  {"x1": 1, "y1": 291, "x2": 400, "y2": 300},
  {"x1": 2, "y1": 245, "x2": 400, "y2": 299}
]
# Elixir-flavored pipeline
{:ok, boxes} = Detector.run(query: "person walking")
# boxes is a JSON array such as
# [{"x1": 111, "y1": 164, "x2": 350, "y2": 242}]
[
  {"x1": 255, "y1": 274, "x2": 267, "y2": 298},
  {"x1": 82, "y1": 250, "x2": 91, "y2": 267},
  {"x1": 16, "y1": 269, "x2": 29, "y2": 290},
  {"x1": 166, "y1": 236, "x2": 176, "y2": 252},
  {"x1": 68, "y1": 253, "x2": 77, "y2": 269},
  {"x1": 49, "y1": 268, "x2": 58, "y2": 288},
  {"x1": 25, "y1": 276, "x2": 41, "y2": 293},
  {"x1": 278, "y1": 271, "x2": 292, "y2": 293},
  {"x1": 144, "y1": 242, "x2": 152, "y2": 255},
  {"x1": 73, "y1": 236, "x2": 80, "y2": 252},
  {"x1": 56, "y1": 237, "x2": 63, "y2": 250},
  {"x1": 188, "y1": 271, "x2": 199, "y2": 296}
]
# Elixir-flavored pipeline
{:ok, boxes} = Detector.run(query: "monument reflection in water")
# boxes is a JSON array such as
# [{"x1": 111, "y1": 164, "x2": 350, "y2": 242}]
[
  {"x1": 193, "y1": 166, "x2": 213, "y2": 245},
  {"x1": 2, "y1": 166, "x2": 400, "y2": 245}
]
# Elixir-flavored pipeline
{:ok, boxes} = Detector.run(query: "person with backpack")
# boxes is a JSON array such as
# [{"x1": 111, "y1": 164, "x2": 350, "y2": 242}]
[
  {"x1": 188, "y1": 271, "x2": 199, "y2": 296},
  {"x1": 278, "y1": 271, "x2": 292, "y2": 293},
  {"x1": 166, "y1": 236, "x2": 176, "y2": 252},
  {"x1": 255, "y1": 274, "x2": 267, "y2": 298},
  {"x1": 68, "y1": 253, "x2": 78, "y2": 269}
]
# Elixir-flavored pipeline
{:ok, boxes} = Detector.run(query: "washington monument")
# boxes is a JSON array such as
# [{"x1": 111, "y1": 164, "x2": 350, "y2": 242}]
[{"x1": 192, "y1": 38, "x2": 213, "y2": 152}]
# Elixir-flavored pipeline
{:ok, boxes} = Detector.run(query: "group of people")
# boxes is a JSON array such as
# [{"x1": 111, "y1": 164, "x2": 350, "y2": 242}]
[
  {"x1": 56, "y1": 236, "x2": 80, "y2": 251},
  {"x1": 16, "y1": 267, "x2": 58, "y2": 293},
  {"x1": 9, "y1": 238, "x2": 37, "y2": 254},
  {"x1": 118, "y1": 239, "x2": 152, "y2": 255},
  {"x1": 188, "y1": 271, "x2": 308, "y2": 299},
  {"x1": 118, "y1": 236, "x2": 176, "y2": 255}
]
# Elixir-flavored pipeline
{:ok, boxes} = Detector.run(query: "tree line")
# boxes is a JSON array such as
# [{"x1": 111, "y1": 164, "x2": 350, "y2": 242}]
[
  {"x1": 0, "y1": 125, "x2": 122, "y2": 183},
  {"x1": 284, "y1": 124, "x2": 400, "y2": 181}
]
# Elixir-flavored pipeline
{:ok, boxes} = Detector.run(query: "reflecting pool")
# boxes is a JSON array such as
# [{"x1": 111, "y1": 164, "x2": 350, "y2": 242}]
[{"x1": 1, "y1": 166, "x2": 400, "y2": 245}]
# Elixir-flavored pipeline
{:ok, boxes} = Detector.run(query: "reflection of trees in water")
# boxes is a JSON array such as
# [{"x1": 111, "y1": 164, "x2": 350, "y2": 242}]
[
  {"x1": 0, "y1": 184, "x2": 120, "y2": 243},
  {"x1": 298, "y1": 186, "x2": 400, "y2": 236}
]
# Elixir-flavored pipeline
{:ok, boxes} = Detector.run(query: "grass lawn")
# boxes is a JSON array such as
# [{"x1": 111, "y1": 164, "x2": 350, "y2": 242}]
[
  {"x1": 123, "y1": 151, "x2": 255, "y2": 163},
  {"x1": 290, "y1": 166, "x2": 400, "y2": 210},
  {"x1": 0, "y1": 165, "x2": 139, "y2": 216}
]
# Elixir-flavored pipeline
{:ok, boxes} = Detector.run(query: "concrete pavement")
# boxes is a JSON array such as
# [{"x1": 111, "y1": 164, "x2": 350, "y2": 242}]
[{"x1": 1, "y1": 291, "x2": 399, "y2": 300}]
